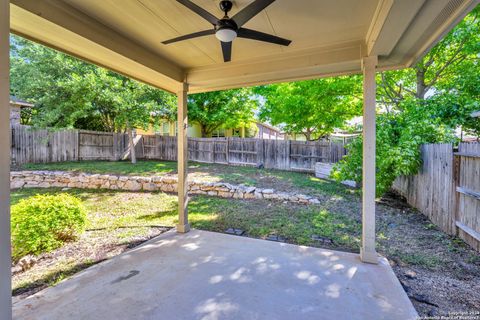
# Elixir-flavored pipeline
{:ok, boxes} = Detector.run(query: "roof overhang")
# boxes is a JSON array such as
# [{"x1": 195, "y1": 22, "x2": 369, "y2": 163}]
[{"x1": 9, "y1": 0, "x2": 479, "y2": 93}]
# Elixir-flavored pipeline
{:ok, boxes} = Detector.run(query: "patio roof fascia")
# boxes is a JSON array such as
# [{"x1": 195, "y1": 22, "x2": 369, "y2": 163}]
[{"x1": 9, "y1": 0, "x2": 480, "y2": 94}]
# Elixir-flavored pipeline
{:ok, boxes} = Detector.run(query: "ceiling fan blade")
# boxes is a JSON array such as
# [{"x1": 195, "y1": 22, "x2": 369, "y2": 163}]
[
  {"x1": 162, "y1": 29, "x2": 215, "y2": 44},
  {"x1": 237, "y1": 28, "x2": 291, "y2": 46},
  {"x1": 231, "y1": 0, "x2": 276, "y2": 27},
  {"x1": 221, "y1": 41, "x2": 232, "y2": 62},
  {"x1": 177, "y1": 0, "x2": 218, "y2": 25}
]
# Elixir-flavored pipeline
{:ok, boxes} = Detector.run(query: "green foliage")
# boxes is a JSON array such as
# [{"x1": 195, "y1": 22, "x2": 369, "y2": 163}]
[
  {"x1": 11, "y1": 194, "x2": 87, "y2": 260},
  {"x1": 10, "y1": 35, "x2": 176, "y2": 132},
  {"x1": 378, "y1": 7, "x2": 480, "y2": 106},
  {"x1": 332, "y1": 99, "x2": 456, "y2": 196},
  {"x1": 188, "y1": 89, "x2": 257, "y2": 137},
  {"x1": 254, "y1": 76, "x2": 362, "y2": 140},
  {"x1": 244, "y1": 122, "x2": 259, "y2": 138}
]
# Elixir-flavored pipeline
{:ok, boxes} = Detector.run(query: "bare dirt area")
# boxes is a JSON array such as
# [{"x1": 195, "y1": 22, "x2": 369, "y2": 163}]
[{"x1": 377, "y1": 193, "x2": 480, "y2": 317}]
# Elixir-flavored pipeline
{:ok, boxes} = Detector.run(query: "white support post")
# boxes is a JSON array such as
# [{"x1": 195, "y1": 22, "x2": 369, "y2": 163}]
[
  {"x1": 0, "y1": 0, "x2": 12, "y2": 318},
  {"x1": 360, "y1": 56, "x2": 378, "y2": 264},
  {"x1": 176, "y1": 83, "x2": 190, "y2": 233}
]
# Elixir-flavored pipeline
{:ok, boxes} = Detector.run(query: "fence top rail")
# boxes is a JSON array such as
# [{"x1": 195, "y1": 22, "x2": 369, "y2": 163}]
[
  {"x1": 10, "y1": 124, "x2": 77, "y2": 133},
  {"x1": 454, "y1": 152, "x2": 480, "y2": 158},
  {"x1": 78, "y1": 129, "x2": 115, "y2": 135},
  {"x1": 290, "y1": 141, "x2": 331, "y2": 145},
  {"x1": 188, "y1": 137, "x2": 227, "y2": 141}
]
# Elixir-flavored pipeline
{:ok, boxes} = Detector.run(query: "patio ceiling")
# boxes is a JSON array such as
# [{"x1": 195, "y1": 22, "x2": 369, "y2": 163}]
[{"x1": 9, "y1": 0, "x2": 478, "y2": 93}]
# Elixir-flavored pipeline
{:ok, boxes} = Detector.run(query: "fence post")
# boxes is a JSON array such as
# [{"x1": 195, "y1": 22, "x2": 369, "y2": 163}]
[
  {"x1": 286, "y1": 140, "x2": 291, "y2": 170},
  {"x1": 256, "y1": 138, "x2": 264, "y2": 166},
  {"x1": 226, "y1": 137, "x2": 230, "y2": 164},
  {"x1": 112, "y1": 133, "x2": 118, "y2": 161},
  {"x1": 76, "y1": 130, "x2": 80, "y2": 161}
]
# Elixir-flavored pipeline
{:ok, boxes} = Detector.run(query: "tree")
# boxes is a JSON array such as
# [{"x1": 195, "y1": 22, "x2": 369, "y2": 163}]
[
  {"x1": 332, "y1": 99, "x2": 456, "y2": 195},
  {"x1": 378, "y1": 7, "x2": 480, "y2": 109},
  {"x1": 10, "y1": 35, "x2": 177, "y2": 162},
  {"x1": 188, "y1": 89, "x2": 257, "y2": 137},
  {"x1": 10, "y1": 35, "x2": 176, "y2": 132},
  {"x1": 254, "y1": 76, "x2": 362, "y2": 140}
]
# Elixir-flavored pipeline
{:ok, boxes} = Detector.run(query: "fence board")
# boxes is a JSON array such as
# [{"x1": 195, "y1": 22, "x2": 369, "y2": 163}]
[
  {"x1": 393, "y1": 142, "x2": 480, "y2": 251},
  {"x1": 456, "y1": 143, "x2": 480, "y2": 251},
  {"x1": 11, "y1": 125, "x2": 78, "y2": 165},
  {"x1": 393, "y1": 144, "x2": 456, "y2": 234}
]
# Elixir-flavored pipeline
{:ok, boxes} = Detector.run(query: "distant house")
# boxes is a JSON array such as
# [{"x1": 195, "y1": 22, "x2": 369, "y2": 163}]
[
  {"x1": 9, "y1": 96, "x2": 33, "y2": 125},
  {"x1": 137, "y1": 119, "x2": 285, "y2": 140},
  {"x1": 461, "y1": 110, "x2": 480, "y2": 142},
  {"x1": 255, "y1": 122, "x2": 284, "y2": 140}
]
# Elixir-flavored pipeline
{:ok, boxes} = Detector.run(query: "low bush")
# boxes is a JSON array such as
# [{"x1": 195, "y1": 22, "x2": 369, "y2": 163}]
[
  {"x1": 331, "y1": 98, "x2": 456, "y2": 196},
  {"x1": 11, "y1": 193, "x2": 87, "y2": 260}
]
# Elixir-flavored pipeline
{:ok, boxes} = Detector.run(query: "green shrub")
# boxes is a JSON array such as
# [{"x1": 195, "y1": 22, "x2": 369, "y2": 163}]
[
  {"x1": 331, "y1": 98, "x2": 456, "y2": 196},
  {"x1": 11, "y1": 193, "x2": 86, "y2": 260}
]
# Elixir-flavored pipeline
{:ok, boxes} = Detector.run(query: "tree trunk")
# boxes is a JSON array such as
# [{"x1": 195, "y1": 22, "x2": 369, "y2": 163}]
[
  {"x1": 127, "y1": 126, "x2": 137, "y2": 164},
  {"x1": 416, "y1": 67, "x2": 427, "y2": 99},
  {"x1": 201, "y1": 125, "x2": 208, "y2": 138},
  {"x1": 304, "y1": 131, "x2": 311, "y2": 141}
]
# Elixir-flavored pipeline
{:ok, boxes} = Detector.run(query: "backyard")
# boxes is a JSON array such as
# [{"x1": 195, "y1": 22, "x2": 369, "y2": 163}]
[{"x1": 11, "y1": 160, "x2": 480, "y2": 317}]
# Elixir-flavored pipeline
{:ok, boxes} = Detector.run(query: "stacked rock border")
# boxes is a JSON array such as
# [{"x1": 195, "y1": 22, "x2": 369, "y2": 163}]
[{"x1": 10, "y1": 171, "x2": 321, "y2": 205}]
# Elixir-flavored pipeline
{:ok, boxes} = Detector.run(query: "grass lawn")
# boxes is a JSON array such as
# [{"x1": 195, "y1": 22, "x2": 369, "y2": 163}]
[
  {"x1": 11, "y1": 162, "x2": 480, "y2": 315},
  {"x1": 20, "y1": 160, "x2": 178, "y2": 176}
]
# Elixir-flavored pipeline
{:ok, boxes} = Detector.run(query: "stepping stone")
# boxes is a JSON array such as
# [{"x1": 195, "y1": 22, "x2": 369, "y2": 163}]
[
  {"x1": 311, "y1": 235, "x2": 333, "y2": 244},
  {"x1": 266, "y1": 234, "x2": 285, "y2": 242},
  {"x1": 225, "y1": 228, "x2": 245, "y2": 236}
]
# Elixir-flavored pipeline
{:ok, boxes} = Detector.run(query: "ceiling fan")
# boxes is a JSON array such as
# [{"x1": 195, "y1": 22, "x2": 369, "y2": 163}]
[{"x1": 162, "y1": 0, "x2": 291, "y2": 62}]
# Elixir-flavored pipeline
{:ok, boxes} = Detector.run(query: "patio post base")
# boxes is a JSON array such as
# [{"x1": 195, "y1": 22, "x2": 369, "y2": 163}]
[
  {"x1": 360, "y1": 249, "x2": 378, "y2": 264},
  {"x1": 176, "y1": 223, "x2": 191, "y2": 233}
]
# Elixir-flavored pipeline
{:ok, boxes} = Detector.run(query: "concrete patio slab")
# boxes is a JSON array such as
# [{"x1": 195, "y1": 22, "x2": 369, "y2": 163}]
[{"x1": 13, "y1": 229, "x2": 417, "y2": 320}]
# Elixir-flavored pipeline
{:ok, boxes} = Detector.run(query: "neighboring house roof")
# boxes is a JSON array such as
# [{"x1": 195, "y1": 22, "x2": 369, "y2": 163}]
[
  {"x1": 10, "y1": 95, "x2": 34, "y2": 107},
  {"x1": 331, "y1": 132, "x2": 362, "y2": 138},
  {"x1": 255, "y1": 121, "x2": 283, "y2": 134}
]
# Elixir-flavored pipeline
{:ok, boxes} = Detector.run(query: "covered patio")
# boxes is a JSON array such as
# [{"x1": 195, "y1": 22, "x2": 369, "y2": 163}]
[
  {"x1": 1, "y1": 0, "x2": 478, "y2": 319},
  {"x1": 13, "y1": 229, "x2": 417, "y2": 320}
]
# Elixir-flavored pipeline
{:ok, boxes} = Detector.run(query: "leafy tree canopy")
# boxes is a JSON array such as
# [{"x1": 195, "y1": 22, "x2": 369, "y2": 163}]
[
  {"x1": 378, "y1": 6, "x2": 480, "y2": 127},
  {"x1": 188, "y1": 89, "x2": 257, "y2": 137},
  {"x1": 10, "y1": 35, "x2": 176, "y2": 132},
  {"x1": 254, "y1": 76, "x2": 362, "y2": 140}
]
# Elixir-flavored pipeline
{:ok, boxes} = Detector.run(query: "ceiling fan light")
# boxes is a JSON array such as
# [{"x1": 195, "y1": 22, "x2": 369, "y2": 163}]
[{"x1": 215, "y1": 28, "x2": 237, "y2": 42}]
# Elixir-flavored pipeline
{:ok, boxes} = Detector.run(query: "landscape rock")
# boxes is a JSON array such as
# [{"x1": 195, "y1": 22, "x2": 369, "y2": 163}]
[{"x1": 10, "y1": 171, "x2": 322, "y2": 206}]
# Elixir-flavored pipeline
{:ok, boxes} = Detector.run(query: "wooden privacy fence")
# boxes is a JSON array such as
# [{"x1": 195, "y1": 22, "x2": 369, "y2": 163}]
[
  {"x1": 393, "y1": 143, "x2": 480, "y2": 251},
  {"x1": 11, "y1": 125, "x2": 347, "y2": 171},
  {"x1": 11, "y1": 125, "x2": 128, "y2": 165},
  {"x1": 146, "y1": 136, "x2": 346, "y2": 171},
  {"x1": 11, "y1": 125, "x2": 79, "y2": 165}
]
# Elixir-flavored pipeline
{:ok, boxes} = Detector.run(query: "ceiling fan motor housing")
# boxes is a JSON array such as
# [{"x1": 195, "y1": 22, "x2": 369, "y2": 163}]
[{"x1": 219, "y1": 0, "x2": 233, "y2": 15}]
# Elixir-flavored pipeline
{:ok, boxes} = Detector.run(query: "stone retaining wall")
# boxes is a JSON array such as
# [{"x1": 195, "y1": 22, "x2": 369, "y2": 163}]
[{"x1": 10, "y1": 171, "x2": 320, "y2": 205}]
